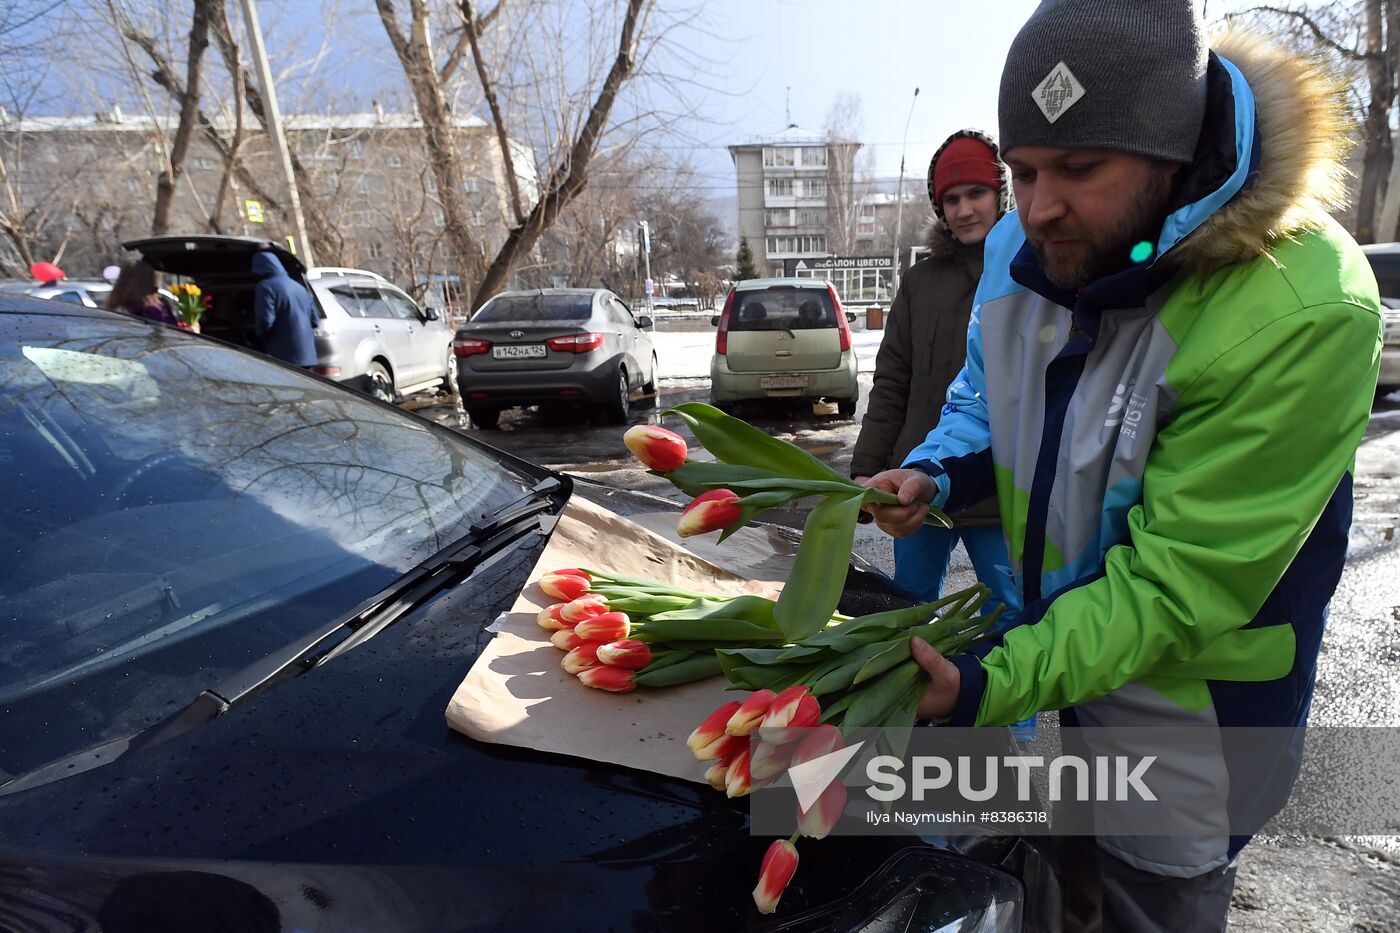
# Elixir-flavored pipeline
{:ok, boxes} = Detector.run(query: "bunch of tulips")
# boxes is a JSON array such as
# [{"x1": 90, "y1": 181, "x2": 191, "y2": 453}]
[
  {"x1": 623, "y1": 407, "x2": 1006, "y2": 915},
  {"x1": 680, "y1": 584, "x2": 999, "y2": 914},
  {"x1": 623, "y1": 404, "x2": 953, "y2": 644},
  {"x1": 686, "y1": 686, "x2": 847, "y2": 913}
]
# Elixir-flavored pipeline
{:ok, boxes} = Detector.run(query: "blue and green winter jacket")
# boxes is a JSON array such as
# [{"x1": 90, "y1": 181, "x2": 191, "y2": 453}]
[{"x1": 906, "y1": 33, "x2": 1382, "y2": 875}]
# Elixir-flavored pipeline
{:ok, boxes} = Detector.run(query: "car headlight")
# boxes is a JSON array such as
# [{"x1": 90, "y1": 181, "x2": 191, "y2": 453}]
[{"x1": 837, "y1": 849, "x2": 1024, "y2": 933}]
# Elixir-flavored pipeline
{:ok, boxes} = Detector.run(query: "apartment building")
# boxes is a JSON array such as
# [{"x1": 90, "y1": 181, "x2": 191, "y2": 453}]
[
  {"x1": 727, "y1": 126, "x2": 860, "y2": 278},
  {"x1": 0, "y1": 105, "x2": 537, "y2": 297}
]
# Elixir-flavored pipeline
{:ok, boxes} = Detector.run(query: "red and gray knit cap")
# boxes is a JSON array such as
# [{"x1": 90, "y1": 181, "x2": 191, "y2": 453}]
[{"x1": 926, "y1": 128, "x2": 1012, "y2": 228}]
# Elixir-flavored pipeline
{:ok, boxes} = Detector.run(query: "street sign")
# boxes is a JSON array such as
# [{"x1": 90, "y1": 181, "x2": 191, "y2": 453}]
[
  {"x1": 643, "y1": 278, "x2": 655, "y2": 296},
  {"x1": 245, "y1": 199, "x2": 264, "y2": 223},
  {"x1": 639, "y1": 221, "x2": 651, "y2": 254}
]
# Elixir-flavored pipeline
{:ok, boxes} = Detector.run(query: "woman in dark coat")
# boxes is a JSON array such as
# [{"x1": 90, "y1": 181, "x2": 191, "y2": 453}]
[{"x1": 107, "y1": 260, "x2": 178, "y2": 326}]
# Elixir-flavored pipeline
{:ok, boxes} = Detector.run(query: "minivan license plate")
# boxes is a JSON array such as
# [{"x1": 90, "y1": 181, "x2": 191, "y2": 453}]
[
  {"x1": 760, "y1": 374, "x2": 809, "y2": 389},
  {"x1": 493, "y1": 344, "x2": 546, "y2": 359}
]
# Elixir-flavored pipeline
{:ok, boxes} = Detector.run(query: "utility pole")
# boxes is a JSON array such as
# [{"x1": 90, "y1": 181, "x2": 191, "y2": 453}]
[
  {"x1": 639, "y1": 220, "x2": 653, "y2": 314},
  {"x1": 239, "y1": 0, "x2": 313, "y2": 265},
  {"x1": 891, "y1": 86, "x2": 920, "y2": 297}
]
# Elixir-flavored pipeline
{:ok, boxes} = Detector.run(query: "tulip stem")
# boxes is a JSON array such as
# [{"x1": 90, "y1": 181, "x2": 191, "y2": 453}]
[{"x1": 787, "y1": 831, "x2": 801, "y2": 845}]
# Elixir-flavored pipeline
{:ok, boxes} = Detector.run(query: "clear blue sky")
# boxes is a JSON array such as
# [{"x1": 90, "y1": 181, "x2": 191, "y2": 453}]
[{"x1": 669, "y1": 0, "x2": 1256, "y2": 192}]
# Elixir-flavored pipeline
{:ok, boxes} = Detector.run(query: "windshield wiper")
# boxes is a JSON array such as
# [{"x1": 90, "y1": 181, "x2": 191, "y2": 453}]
[{"x1": 128, "y1": 478, "x2": 565, "y2": 751}]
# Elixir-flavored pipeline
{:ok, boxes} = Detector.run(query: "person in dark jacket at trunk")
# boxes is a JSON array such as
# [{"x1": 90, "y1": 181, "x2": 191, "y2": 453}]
[
  {"x1": 853, "y1": 130, "x2": 1017, "y2": 619},
  {"x1": 252, "y1": 251, "x2": 317, "y2": 368}
]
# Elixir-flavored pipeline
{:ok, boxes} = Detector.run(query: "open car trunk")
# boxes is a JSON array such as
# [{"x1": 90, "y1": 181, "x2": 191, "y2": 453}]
[{"x1": 122, "y1": 235, "x2": 318, "y2": 350}]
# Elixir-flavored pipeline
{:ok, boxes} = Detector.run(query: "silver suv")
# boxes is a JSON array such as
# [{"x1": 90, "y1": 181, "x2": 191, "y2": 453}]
[{"x1": 125, "y1": 236, "x2": 454, "y2": 402}]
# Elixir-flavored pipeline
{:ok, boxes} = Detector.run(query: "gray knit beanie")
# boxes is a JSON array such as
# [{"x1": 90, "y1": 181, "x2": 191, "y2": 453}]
[{"x1": 998, "y1": 0, "x2": 1208, "y2": 163}]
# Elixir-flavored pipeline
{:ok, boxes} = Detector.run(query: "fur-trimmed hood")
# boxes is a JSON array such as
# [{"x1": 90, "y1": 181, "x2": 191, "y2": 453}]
[
  {"x1": 1164, "y1": 30, "x2": 1351, "y2": 274},
  {"x1": 925, "y1": 128, "x2": 1013, "y2": 259}
]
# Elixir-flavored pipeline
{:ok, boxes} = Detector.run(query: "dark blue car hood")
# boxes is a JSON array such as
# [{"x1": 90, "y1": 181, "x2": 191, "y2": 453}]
[{"x1": 0, "y1": 483, "x2": 1026, "y2": 931}]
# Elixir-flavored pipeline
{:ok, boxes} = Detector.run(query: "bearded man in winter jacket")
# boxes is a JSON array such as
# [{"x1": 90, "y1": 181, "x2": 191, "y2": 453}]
[
  {"x1": 864, "y1": 1, "x2": 1382, "y2": 929},
  {"x1": 852, "y1": 130, "x2": 1017, "y2": 616}
]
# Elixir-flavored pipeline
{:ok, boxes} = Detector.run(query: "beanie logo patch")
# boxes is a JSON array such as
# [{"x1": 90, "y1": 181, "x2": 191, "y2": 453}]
[{"x1": 1033, "y1": 61, "x2": 1084, "y2": 124}]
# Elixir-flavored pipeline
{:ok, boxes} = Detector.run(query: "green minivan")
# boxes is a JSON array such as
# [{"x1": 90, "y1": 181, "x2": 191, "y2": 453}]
[{"x1": 708, "y1": 278, "x2": 859, "y2": 415}]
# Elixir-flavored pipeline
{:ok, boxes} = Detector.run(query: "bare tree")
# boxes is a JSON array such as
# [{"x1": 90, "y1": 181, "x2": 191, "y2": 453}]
[
  {"x1": 0, "y1": 1, "x2": 88, "y2": 273},
  {"x1": 824, "y1": 92, "x2": 869, "y2": 257},
  {"x1": 1227, "y1": 2, "x2": 1391, "y2": 240},
  {"x1": 374, "y1": 0, "x2": 489, "y2": 290},
  {"x1": 151, "y1": 0, "x2": 213, "y2": 235},
  {"x1": 465, "y1": 0, "x2": 651, "y2": 310}
]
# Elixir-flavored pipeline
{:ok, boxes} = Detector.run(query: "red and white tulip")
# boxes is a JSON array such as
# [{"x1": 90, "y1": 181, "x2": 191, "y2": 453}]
[
  {"x1": 574, "y1": 611, "x2": 631, "y2": 643},
  {"x1": 536, "y1": 603, "x2": 572, "y2": 631},
  {"x1": 562, "y1": 642, "x2": 602, "y2": 675},
  {"x1": 725, "y1": 689, "x2": 776, "y2": 737},
  {"x1": 559, "y1": 594, "x2": 609, "y2": 623},
  {"x1": 623, "y1": 424, "x2": 688, "y2": 472},
  {"x1": 758, "y1": 686, "x2": 822, "y2": 744},
  {"x1": 796, "y1": 781, "x2": 847, "y2": 840},
  {"x1": 688, "y1": 701, "x2": 742, "y2": 758},
  {"x1": 703, "y1": 759, "x2": 731, "y2": 791},
  {"x1": 550, "y1": 628, "x2": 584, "y2": 651},
  {"x1": 748, "y1": 740, "x2": 796, "y2": 782},
  {"x1": 752, "y1": 839, "x2": 799, "y2": 915},
  {"x1": 540, "y1": 572, "x2": 591, "y2": 601},
  {"x1": 788, "y1": 724, "x2": 845, "y2": 771},
  {"x1": 576, "y1": 666, "x2": 636, "y2": 693},
  {"x1": 724, "y1": 746, "x2": 761, "y2": 798},
  {"x1": 676, "y1": 488, "x2": 743, "y2": 538},
  {"x1": 596, "y1": 639, "x2": 652, "y2": 670}
]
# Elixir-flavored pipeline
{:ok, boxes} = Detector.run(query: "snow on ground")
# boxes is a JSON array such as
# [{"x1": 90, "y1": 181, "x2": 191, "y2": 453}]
[{"x1": 653, "y1": 328, "x2": 885, "y2": 382}]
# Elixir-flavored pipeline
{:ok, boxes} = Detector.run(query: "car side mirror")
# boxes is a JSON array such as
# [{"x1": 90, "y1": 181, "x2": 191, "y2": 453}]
[
  {"x1": 845, "y1": 311, "x2": 857, "y2": 324},
  {"x1": 635, "y1": 315, "x2": 653, "y2": 329},
  {"x1": 424, "y1": 307, "x2": 440, "y2": 321},
  {"x1": 710, "y1": 315, "x2": 720, "y2": 327}
]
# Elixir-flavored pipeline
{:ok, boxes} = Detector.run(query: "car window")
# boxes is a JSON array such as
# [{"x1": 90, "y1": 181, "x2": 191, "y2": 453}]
[
  {"x1": 729, "y1": 287, "x2": 836, "y2": 332},
  {"x1": 353, "y1": 285, "x2": 397, "y2": 319},
  {"x1": 381, "y1": 288, "x2": 423, "y2": 321},
  {"x1": 596, "y1": 297, "x2": 626, "y2": 328},
  {"x1": 1368, "y1": 254, "x2": 1400, "y2": 299},
  {"x1": 474, "y1": 294, "x2": 593, "y2": 322},
  {"x1": 326, "y1": 284, "x2": 370, "y2": 318},
  {"x1": 50, "y1": 290, "x2": 85, "y2": 305},
  {"x1": 0, "y1": 312, "x2": 539, "y2": 778},
  {"x1": 608, "y1": 297, "x2": 639, "y2": 328}
]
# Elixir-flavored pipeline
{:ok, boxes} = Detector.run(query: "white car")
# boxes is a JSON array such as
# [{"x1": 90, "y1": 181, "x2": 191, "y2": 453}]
[{"x1": 125, "y1": 236, "x2": 456, "y2": 403}]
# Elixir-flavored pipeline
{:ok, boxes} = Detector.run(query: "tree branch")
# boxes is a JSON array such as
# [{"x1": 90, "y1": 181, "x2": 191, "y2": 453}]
[
  {"x1": 152, "y1": 0, "x2": 213, "y2": 235},
  {"x1": 1229, "y1": 5, "x2": 1370, "y2": 62},
  {"x1": 460, "y1": 0, "x2": 523, "y2": 222},
  {"x1": 472, "y1": 0, "x2": 650, "y2": 310},
  {"x1": 441, "y1": 3, "x2": 502, "y2": 87}
]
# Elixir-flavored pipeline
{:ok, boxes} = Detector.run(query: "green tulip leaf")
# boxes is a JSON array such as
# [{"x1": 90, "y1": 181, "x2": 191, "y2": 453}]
[
  {"x1": 662, "y1": 402, "x2": 850, "y2": 484},
  {"x1": 632, "y1": 653, "x2": 723, "y2": 686},
  {"x1": 774, "y1": 492, "x2": 865, "y2": 640}
]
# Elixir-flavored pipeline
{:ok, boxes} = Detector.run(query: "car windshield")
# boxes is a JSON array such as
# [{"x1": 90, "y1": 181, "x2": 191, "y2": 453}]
[
  {"x1": 0, "y1": 311, "x2": 539, "y2": 777},
  {"x1": 730, "y1": 288, "x2": 837, "y2": 332},
  {"x1": 474, "y1": 294, "x2": 592, "y2": 322}
]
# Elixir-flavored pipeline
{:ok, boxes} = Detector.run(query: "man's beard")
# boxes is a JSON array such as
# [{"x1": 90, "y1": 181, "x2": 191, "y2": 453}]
[{"x1": 1027, "y1": 173, "x2": 1174, "y2": 291}]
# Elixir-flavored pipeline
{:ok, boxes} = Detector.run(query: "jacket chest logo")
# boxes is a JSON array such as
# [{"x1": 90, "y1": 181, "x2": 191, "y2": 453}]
[{"x1": 1104, "y1": 382, "x2": 1148, "y2": 438}]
